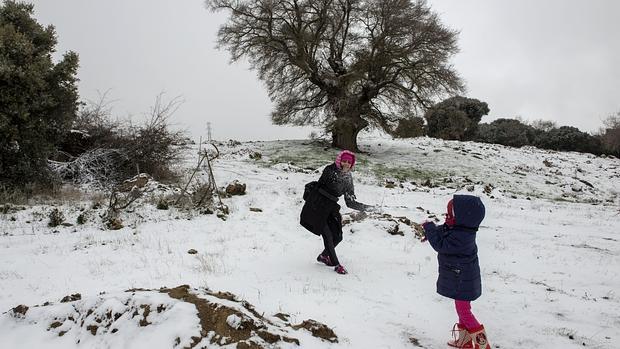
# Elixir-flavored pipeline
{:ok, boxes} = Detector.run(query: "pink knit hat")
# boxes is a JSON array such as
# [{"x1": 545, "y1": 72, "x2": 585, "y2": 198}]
[{"x1": 335, "y1": 150, "x2": 356, "y2": 169}]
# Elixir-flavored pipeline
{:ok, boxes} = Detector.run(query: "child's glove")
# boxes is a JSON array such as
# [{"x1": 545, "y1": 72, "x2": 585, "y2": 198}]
[{"x1": 420, "y1": 221, "x2": 433, "y2": 242}]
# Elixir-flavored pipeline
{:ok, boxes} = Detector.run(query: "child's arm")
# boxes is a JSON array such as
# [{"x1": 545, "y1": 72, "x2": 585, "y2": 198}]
[{"x1": 423, "y1": 223, "x2": 463, "y2": 254}]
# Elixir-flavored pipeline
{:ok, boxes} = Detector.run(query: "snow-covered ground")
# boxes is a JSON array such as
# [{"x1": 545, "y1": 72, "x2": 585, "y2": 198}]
[{"x1": 1, "y1": 136, "x2": 619, "y2": 348}]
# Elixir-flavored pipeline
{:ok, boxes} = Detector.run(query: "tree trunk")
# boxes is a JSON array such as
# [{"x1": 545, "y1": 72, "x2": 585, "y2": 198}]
[{"x1": 331, "y1": 116, "x2": 368, "y2": 151}]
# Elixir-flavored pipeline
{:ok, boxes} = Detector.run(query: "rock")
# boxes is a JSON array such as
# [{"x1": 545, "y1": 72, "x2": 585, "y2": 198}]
[
  {"x1": 249, "y1": 207, "x2": 262, "y2": 212},
  {"x1": 385, "y1": 181, "x2": 396, "y2": 188},
  {"x1": 398, "y1": 217, "x2": 411, "y2": 225},
  {"x1": 107, "y1": 218, "x2": 124, "y2": 230},
  {"x1": 61, "y1": 293, "x2": 82, "y2": 303},
  {"x1": 118, "y1": 173, "x2": 150, "y2": 192},
  {"x1": 387, "y1": 223, "x2": 403, "y2": 236},
  {"x1": 292, "y1": 319, "x2": 338, "y2": 343},
  {"x1": 11, "y1": 305, "x2": 28, "y2": 316},
  {"x1": 188, "y1": 249, "x2": 198, "y2": 255},
  {"x1": 226, "y1": 180, "x2": 246, "y2": 195}
]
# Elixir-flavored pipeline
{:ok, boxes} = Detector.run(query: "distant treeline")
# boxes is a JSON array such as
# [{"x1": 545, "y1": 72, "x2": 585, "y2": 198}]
[{"x1": 394, "y1": 96, "x2": 620, "y2": 157}]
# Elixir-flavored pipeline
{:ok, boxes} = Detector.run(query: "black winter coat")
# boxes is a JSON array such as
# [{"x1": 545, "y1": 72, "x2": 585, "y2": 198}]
[
  {"x1": 300, "y1": 163, "x2": 368, "y2": 235},
  {"x1": 423, "y1": 195, "x2": 486, "y2": 301}
]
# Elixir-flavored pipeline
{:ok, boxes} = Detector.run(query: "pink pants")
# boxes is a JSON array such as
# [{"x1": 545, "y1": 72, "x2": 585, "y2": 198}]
[{"x1": 455, "y1": 300, "x2": 481, "y2": 330}]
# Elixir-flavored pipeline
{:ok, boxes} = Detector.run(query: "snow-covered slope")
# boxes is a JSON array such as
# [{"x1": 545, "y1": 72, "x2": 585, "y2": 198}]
[{"x1": 1, "y1": 136, "x2": 619, "y2": 348}]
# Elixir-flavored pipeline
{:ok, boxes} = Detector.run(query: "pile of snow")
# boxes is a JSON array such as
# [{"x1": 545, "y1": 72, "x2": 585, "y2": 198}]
[{"x1": 0, "y1": 285, "x2": 335, "y2": 348}]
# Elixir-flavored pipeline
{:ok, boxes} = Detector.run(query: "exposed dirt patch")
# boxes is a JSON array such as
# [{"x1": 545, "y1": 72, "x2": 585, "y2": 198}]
[
  {"x1": 86, "y1": 324, "x2": 98, "y2": 335},
  {"x1": 139, "y1": 304, "x2": 151, "y2": 326},
  {"x1": 208, "y1": 290, "x2": 238, "y2": 302},
  {"x1": 162, "y1": 285, "x2": 259, "y2": 347},
  {"x1": 292, "y1": 319, "x2": 338, "y2": 343},
  {"x1": 49, "y1": 321, "x2": 63, "y2": 329},
  {"x1": 273, "y1": 313, "x2": 290, "y2": 321}
]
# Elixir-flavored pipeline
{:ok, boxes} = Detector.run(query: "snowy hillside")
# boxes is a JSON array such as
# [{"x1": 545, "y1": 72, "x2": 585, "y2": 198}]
[{"x1": 1, "y1": 136, "x2": 619, "y2": 348}]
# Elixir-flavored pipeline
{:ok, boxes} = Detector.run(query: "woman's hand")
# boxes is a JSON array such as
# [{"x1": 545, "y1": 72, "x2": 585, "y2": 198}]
[{"x1": 363, "y1": 204, "x2": 380, "y2": 212}]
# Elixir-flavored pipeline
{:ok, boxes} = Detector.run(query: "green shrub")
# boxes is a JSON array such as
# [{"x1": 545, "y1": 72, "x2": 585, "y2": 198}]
[
  {"x1": 425, "y1": 96, "x2": 489, "y2": 141},
  {"x1": 475, "y1": 118, "x2": 535, "y2": 147},
  {"x1": 533, "y1": 126, "x2": 602, "y2": 155}
]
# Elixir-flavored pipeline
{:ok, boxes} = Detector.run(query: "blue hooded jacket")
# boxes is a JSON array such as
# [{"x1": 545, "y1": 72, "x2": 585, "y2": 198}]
[{"x1": 423, "y1": 195, "x2": 486, "y2": 301}]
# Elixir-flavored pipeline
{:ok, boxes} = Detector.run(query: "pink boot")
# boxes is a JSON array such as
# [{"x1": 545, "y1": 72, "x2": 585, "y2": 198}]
[
  {"x1": 467, "y1": 324, "x2": 491, "y2": 349},
  {"x1": 316, "y1": 254, "x2": 335, "y2": 266},
  {"x1": 334, "y1": 265, "x2": 348, "y2": 274}
]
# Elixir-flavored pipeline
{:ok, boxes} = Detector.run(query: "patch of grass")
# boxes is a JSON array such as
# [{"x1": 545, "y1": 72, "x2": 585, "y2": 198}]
[
  {"x1": 369, "y1": 164, "x2": 444, "y2": 182},
  {"x1": 257, "y1": 142, "x2": 337, "y2": 170},
  {"x1": 0, "y1": 186, "x2": 28, "y2": 205},
  {"x1": 267, "y1": 154, "x2": 329, "y2": 169},
  {"x1": 551, "y1": 196, "x2": 574, "y2": 203},
  {"x1": 0, "y1": 183, "x2": 91, "y2": 205}
]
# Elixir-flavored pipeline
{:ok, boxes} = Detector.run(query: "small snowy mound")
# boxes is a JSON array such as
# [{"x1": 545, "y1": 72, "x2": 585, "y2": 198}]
[{"x1": 0, "y1": 285, "x2": 337, "y2": 348}]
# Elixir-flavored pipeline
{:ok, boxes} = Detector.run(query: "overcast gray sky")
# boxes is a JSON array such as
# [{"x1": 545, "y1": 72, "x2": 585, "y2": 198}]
[{"x1": 27, "y1": 0, "x2": 620, "y2": 141}]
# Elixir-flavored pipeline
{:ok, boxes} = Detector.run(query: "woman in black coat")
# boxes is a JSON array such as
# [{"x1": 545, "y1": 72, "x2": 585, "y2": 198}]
[{"x1": 300, "y1": 150, "x2": 371, "y2": 275}]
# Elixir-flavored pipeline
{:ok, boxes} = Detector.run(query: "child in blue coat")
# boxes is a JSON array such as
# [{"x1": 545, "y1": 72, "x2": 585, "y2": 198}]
[{"x1": 421, "y1": 194, "x2": 490, "y2": 349}]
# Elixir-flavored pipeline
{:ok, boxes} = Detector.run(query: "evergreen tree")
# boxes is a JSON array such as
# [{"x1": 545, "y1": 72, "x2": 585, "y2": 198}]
[{"x1": 0, "y1": 1, "x2": 79, "y2": 187}]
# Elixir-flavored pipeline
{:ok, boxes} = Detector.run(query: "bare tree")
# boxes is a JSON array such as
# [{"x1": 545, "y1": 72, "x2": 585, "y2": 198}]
[
  {"x1": 529, "y1": 119, "x2": 557, "y2": 133},
  {"x1": 600, "y1": 111, "x2": 620, "y2": 156},
  {"x1": 52, "y1": 92, "x2": 187, "y2": 185},
  {"x1": 207, "y1": 0, "x2": 463, "y2": 150}
]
